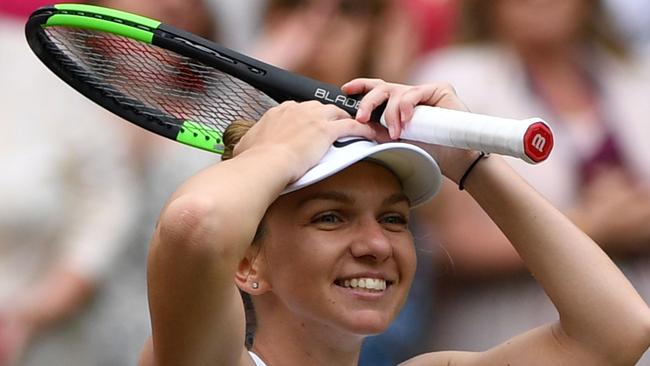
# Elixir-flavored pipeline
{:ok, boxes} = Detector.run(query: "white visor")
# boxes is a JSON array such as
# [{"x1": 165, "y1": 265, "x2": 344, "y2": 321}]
[{"x1": 282, "y1": 138, "x2": 442, "y2": 207}]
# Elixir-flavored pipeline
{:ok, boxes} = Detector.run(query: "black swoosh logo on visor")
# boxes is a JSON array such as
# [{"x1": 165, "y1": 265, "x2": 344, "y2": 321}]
[{"x1": 333, "y1": 138, "x2": 371, "y2": 148}]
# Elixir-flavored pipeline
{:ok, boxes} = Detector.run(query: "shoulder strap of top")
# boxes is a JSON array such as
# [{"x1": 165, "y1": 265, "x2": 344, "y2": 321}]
[{"x1": 248, "y1": 351, "x2": 268, "y2": 366}]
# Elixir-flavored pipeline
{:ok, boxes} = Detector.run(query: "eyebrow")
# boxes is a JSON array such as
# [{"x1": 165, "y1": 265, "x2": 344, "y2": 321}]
[
  {"x1": 382, "y1": 192, "x2": 411, "y2": 207},
  {"x1": 297, "y1": 191, "x2": 354, "y2": 208},
  {"x1": 297, "y1": 191, "x2": 410, "y2": 208}
]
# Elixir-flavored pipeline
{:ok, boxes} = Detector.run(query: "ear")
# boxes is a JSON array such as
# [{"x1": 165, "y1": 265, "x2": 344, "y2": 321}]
[{"x1": 235, "y1": 244, "x2": 270, "y2": 294}]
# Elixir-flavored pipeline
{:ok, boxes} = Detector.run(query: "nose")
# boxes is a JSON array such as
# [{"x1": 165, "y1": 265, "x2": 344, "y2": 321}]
[{"x1": 349, "y1": 218, "x2": 393, "y2": 263}]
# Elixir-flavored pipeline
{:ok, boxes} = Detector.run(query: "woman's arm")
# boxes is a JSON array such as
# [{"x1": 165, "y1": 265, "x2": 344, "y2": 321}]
[
  {"x1": 412, "y1": 179, "x2": 524, "y2": 279},
  {"x1": 146, "y1": 147, "x2": 292, "y2": 366},
  {"x1": 344, "y1": 79, "x2": 650, "y2": 366},
  {"x1": 144, "y1": 101, "x2": 385, "y2": 365},
  {"x1": 460, "y1": 155, "x2": 649, "y2": 365},
  {"x1": 411, "y1": 166, "x2": 650, "y2": 281}
]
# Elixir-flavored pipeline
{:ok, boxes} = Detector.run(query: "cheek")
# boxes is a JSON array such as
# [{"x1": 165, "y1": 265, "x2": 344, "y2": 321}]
[
  {"x1": 262, "y1": 236, "x2": 344, "y2": 318},
  {"x1": 263, "y1": 232, "x2": 336, "y2": 289},
  {"x1": 394, "y1": 235, "x2": 418, "y2": 285}
]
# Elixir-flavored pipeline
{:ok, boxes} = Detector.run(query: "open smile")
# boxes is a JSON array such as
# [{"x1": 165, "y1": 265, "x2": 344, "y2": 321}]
[{"x1": 334, "y1": 277, "x2": 391, "y2": 291}]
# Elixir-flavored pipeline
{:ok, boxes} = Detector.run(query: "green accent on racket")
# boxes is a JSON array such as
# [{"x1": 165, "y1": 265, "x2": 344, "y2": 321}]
[
  {"x1": 53, "y1": 4, "x2": 161, "y2": 29},
  {"x1": 177, "y1": 121, "x2": 224, "y2": 154},
  {"x1": 45, "y1": 14, "x2": 155, "y2": 44}
]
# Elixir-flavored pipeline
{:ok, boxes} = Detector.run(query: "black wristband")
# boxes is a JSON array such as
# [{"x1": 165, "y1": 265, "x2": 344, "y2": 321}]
[{"x1": 459, "y1": 152, "x2": 489, "y2": 191}]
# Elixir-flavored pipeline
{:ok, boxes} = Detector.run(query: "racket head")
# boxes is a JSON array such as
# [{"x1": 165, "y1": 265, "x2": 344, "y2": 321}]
[{"x1": 25, "y1": 4, "x2": 353, "y2": 154}]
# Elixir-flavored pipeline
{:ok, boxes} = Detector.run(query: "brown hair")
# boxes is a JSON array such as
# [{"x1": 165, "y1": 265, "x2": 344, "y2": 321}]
[
  {"x1": 221, "y1": 119, "x2": 255, "y2": 161},
  {"x1": 221, "y1": 120, "x2": 267, "y2": 243},
  {"x1": 222, "y1": 119, "x2": 262, "y2": 349},
  {"x1": 455, "y1": 0, "x2": 628, "y2": 58}
]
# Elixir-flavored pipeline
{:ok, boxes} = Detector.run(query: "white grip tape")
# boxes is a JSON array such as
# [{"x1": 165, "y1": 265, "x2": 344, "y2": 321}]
[{"x1": 381, "y1": 106, "x2": 551, "y2": 164}]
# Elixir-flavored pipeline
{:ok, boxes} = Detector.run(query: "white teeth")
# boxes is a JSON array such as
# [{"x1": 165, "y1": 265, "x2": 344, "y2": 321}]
[{"x1": 338, "y1": 277, "x2": 387, "y2": 291}]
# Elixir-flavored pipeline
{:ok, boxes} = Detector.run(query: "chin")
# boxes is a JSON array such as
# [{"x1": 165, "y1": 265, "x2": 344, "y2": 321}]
[{"x1": 344, "y1": 309, "x2": 395, "y2": 336}]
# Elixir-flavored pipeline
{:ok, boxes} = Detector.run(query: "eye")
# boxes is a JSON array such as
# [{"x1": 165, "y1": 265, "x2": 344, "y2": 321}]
[
  {"x1": 379, "y1": 213, "x2": 409, "y2": 230},
  {"x1": 316, "y1": 213, "x2": 339, "y2": 223},
  {"x1": 311, "y1": 212, "x2": 344, "y2": 228}
]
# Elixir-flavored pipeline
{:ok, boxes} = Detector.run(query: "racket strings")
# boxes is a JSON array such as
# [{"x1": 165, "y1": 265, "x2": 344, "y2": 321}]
[{"x1": 42, "y1": 27, "x2": 277, "y2": 138}]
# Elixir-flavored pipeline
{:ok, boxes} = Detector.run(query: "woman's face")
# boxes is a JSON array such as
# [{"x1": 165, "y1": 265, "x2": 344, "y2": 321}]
[
  {"x1": 258, "y1": 161, "x2": 416, "y2": 336},
  {"x1": 492, "y1": 0, "x2": 589, "y2": 48}
]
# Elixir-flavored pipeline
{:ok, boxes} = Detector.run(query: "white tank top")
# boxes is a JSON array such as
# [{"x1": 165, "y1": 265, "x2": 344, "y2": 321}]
[{"x1": 249, "y1": 351, "x2": 268, "y2": 366}]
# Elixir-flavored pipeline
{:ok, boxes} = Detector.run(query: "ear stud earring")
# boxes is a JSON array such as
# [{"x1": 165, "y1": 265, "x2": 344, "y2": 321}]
[{"x1": 252, "y1": 282, "x2": 259, "y2": 289}]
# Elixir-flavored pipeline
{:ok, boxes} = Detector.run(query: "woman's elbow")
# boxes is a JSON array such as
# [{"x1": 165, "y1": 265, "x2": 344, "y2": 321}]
[
  {"x1": 607, "y1": 309, "x2": 650, "y2": 365},
  {"x1": 154, "y1": 194, "x2": 239, "y2": 262},
  {"x1": 633, "y1": 311, "x2": 650, "y2": 360}
]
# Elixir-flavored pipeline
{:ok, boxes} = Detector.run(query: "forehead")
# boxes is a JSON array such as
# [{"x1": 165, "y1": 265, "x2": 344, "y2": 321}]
[{"x1": 277, "y1": 161, "x2": 406, "y2": 208}]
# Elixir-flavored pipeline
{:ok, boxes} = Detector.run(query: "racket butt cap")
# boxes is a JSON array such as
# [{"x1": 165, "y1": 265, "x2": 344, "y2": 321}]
[{"x1": 523, "y1": 121, "x2": 554, "y2": 163}]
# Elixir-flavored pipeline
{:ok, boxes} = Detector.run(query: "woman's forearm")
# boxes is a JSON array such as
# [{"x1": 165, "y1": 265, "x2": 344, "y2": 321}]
[{"x1": 464, "y1": 155, "x2": 650, "y2": 363}]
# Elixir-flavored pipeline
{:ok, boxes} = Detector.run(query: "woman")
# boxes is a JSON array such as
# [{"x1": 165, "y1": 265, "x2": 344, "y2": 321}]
[{"x1": 138, "y1": 80, "x2": 649, "y2": 366}]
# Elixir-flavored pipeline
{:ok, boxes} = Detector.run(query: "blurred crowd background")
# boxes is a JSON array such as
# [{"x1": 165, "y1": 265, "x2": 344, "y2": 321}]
[{"x1": 1, "y1": 0, "x2": 649, "y2": 365}]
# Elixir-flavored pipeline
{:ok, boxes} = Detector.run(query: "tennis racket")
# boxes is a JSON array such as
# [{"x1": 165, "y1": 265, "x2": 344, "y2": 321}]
[{"x1": 25, "y1": 3, "x2": 553, "y2": 163}]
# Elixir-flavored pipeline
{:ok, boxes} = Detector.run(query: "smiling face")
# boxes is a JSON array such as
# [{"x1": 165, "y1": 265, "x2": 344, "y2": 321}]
[{"x1": 252, "y1": 161, "x2": 416, "y2": 337}]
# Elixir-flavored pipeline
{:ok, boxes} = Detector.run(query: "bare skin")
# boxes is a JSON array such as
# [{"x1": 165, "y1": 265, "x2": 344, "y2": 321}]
[{"x1": 139, "y1": 81, "x2": 650, "y2": 366}]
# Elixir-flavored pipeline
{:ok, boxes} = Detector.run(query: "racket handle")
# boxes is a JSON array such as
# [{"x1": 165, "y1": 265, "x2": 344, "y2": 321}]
[{"x1": 380, "y1": 106, "x2": 553, "y2": 164}]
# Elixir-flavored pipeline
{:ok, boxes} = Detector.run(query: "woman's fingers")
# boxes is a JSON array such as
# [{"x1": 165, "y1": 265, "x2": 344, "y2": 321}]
[
  {"x1": 322, "y1": 102, "x2": 353, "y2": 121},
  {"x1": 341, "y1": 78, "x2": 390, "y2": 124},
  {"x1": 398, "y1": 86, "x2": 429, "y2": 122},
  {"x1": 355, "y1": 85, "x2": 390, "y2": 123},
  {"x1": 418, "y1": 83, "x2": 468, "y2": 111},
  {"x1": 333, "y1": 118, "x2": 391, "y2": 143},
  {"x1": 343, "y1": 79, "x2": 417, "y2": 139},
  {"x1": 383, "y1": 92, "x2": 403, "y2": 139},
  {"x1": 341, "y1": 78, "x2": 384, "y2": 95}
]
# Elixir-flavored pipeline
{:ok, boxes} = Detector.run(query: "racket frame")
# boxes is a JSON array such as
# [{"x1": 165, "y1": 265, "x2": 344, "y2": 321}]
[{"x1": 25, "y1": 4, "x2": 359, "y2": 154}]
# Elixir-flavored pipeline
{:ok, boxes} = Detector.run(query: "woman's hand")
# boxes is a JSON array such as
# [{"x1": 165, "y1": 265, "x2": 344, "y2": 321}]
[
  {"x1": 232, "y1": 100, "x2": 388, "y2": 183},
  {"x1": 342, "y1": 79, "x2": 479, "y2": 183}
]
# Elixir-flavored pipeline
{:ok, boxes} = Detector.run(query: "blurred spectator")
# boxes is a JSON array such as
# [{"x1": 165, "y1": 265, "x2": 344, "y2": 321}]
[
  {"x1": 252, "y1": 0, "x2": 419, "y2": 85},
  {"x1": 0, "y1": 11, "x2": 136, "y2": 366},
  {"x1": 411, "y1": 0, "x2": 650, "y2": 363}
]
